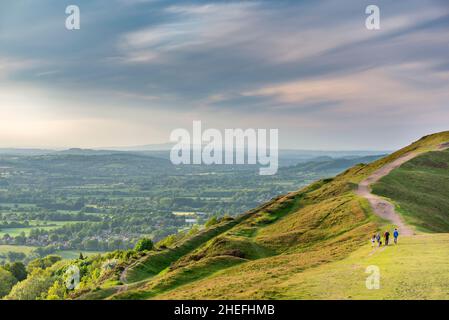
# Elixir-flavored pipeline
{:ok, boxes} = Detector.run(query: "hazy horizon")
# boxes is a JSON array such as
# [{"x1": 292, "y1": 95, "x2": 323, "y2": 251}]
[
  {"x1": 1, "y1": 0, "x2": 449, "y2": 150},
  {"x1": 0, "y1": 143, "x2": 392, "y2": 153}
]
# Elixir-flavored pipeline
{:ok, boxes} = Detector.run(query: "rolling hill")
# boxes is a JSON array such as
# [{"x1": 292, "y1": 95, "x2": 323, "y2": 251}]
[{"x1": 3, "y1": 131, "x2": 449, "y2": 300}]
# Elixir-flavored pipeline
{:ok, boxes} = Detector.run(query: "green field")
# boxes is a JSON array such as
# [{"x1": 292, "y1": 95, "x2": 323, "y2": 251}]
[
  {"x1": 0, "y1": 245, "x2": 35, "y2": 263},
  {"x1": 55, "y1": 250, "x2": 105, "y2": 260},
  {"x1": 0, "y1": 221, "x2": 80, "y2": 237},
  {"x1": 0, "y1": 245, "x2": 35, "y2": 254},
  {"x1": 0, "y1": 245, "x2": 104, "y2": 263}
]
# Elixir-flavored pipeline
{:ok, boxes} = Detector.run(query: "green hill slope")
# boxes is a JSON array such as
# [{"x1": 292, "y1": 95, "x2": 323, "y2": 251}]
[
  {"x1": 104, "y1": 131, "x2": 449, "y2": 300},
  {"x1": 4, "y1": 131, "x2": 449, "y2": 300},
  {"x1": 258, "y1": 233, "x2": 449, "y2": 300},
  {"x1": 372, "y1": 149, "x2": 449, "y2": 232}
]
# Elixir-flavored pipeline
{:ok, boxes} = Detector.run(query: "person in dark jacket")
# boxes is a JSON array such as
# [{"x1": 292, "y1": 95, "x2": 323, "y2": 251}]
[{"x1": 384, "y1": 231, "x2": 391, "y2": 246}]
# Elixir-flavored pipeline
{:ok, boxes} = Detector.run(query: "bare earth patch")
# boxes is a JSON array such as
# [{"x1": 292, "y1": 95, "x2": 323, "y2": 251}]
[{"x1": 357, "y1": 142, "x2": 449, "y2": 236}]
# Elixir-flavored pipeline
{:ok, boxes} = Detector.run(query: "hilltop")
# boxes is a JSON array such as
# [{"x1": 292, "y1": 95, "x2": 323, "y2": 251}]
[{"x1": 3, "y1": 131, "x2": 449, "y2": 300}]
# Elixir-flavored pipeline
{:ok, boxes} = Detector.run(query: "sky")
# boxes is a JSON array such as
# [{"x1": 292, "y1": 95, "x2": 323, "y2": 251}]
[{"x1": 0, "y1": 0, "x2": 448, "y2": 150}]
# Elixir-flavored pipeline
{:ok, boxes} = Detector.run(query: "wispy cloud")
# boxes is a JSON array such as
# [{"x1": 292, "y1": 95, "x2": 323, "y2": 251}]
[
  {"x1": 0, "y1": 57, "x2": 39, "y2": 79},
  {"x1": 0, "y1": 0, "x2": 448, "y2": 149},
  {"x1": 117, "y1": 2, "x2": 257, "y2": 64}
]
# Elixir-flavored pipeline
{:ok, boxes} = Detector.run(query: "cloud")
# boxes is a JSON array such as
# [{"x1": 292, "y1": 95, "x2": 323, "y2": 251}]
[
  {"x1": 117, "y1": 2, "x2": 257, "y2": 64},
  {"x1": 1, "y1": 0, "x2": 449, "y2": 149},
  {"x1": 243, "y1": 63, "x2": 449, "y2": 108},
  {"x1": 0, "y1": 57, "x2": 40, "y2": 79}
]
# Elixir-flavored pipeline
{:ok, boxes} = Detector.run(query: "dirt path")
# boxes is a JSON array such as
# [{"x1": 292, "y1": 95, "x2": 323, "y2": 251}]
[
  {"x1": 116, "y1": 263, "x2": 134, "y2": 293},
  {"x1": 116, "y1": 254, "x2": 155, "y2": 294},
  {"x1": 356, "y1": 152, "x2": 418, "y2": 236},
  {"x1": 357, "y1": 142, "x2": 449, "y2": 236}
]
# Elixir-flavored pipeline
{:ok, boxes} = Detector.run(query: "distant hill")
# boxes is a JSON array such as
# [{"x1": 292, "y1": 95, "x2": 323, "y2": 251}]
[
  {"x1": 55, "y1": 148, "x2": 121, "y2": 156},
  {"x1": 98, "y1": 143, "x2": 175, "y2": 152},
  {"x1": 0, "y1": 148, "x2": 54, "y2": 156},
  {"x1": 288, "y1": 154, "x2": 386, "y2": 172}
]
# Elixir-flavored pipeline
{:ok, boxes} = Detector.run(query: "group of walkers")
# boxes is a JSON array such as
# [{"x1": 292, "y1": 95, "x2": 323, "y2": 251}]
[{"x1": 371, "y1": 228, "x2": 399, "y2": 247}]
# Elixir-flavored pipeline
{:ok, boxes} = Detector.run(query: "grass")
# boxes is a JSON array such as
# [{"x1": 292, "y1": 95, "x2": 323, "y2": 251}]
[
  {"x1": 123, "y1": 194, "x2": 299, "y2": 284},
  {"x1": 0, "y1": 221, "x2": 81, "y2": 237},
  {"x1": 152, "y1": 234, "x2": 449, "y2": 300},
  {"x1": 113, "y1": 256, "x2": 246, "y2": 300},
  {"x1": 0, "y1": 245, "x2": 35, "y2": 254},
  {"x1": 113, "y1": 181, "x2": 377, "y2": 299},
  {"x1": 275, "y1": 234, "x2": 449, "y2": 299},
  {"x1": 77, "y1": 131, "x2": 449, "y2": 300},
  {"x1": 372, "y1": 149, "x2": 449, "y2": 232},
  {"x1": 55, "y1": 250, "x2": 104, "y2": 260},
  {"x1": 124, "y1": 217, "x2": 247, "y2": 283},
  {"x1": 0, "y1": 245, "x2": 103, "y2": 264},
  {"x1": 0, "y1": 245, "x2": 35, "y2": 263}
]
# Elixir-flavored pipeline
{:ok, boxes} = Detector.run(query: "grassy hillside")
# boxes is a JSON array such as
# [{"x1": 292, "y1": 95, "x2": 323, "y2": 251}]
[
  {"x1": 123, "y1": 214, "x2": 255, "y2": 283},
  {"x1": 113, "y1": 189, "x2": 376, "y2": 299},
  {"x1": 259, "y1": 234, "x2": 449, "y2": 300},
  {"x1": 3, "y1": 131, "x2": 449, "y2": 300},
  {"x1": 108, "y1": 131, "x2": 449, "y2": 300},
  {"x1": 372, "y1": 149, "x2": 449, "y2": 232}
]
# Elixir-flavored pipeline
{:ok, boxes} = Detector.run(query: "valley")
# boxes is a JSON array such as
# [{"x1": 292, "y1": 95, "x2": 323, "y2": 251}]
[{"x1": 0, "y1": 149, "x2": 381, "y2": 265}]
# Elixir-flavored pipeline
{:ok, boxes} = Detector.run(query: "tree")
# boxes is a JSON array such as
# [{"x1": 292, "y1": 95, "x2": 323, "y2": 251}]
[
  {"x1": 4, "y1": 262, "x2": 27, "y2": 281},
  {"x1": 0, "y1": 267, "x2": 18, "y2": 298},
  {"x1": 14, "y1": 232, "x2": 26, "y2": 245},
  {"x1": 6, "y1": 251, "x2": 26, "y2": 262},
  {"x1": 46, "y1": 280, "x2": 66, "y2": 300},
  {"x1": 82, "y1": 239, "x2": 99, "y2": 251},
  {"x1": 134, "y1": 237, "x2": 154, "y2": 252},
  {"x1": 5, "y1": 269, "x2": 54, "y2": 300},
  {"x1": 27, "y1": 255, "x2": 62, "y2": 273}
]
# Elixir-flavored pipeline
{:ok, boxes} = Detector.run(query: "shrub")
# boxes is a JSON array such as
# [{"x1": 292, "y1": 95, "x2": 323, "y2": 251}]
[
  {"x1": 205, "y1": 216, "x2": 219, "y2": 228},
  {"x1": 134, "y1": 238, "x2": 154, "y2": 252}
]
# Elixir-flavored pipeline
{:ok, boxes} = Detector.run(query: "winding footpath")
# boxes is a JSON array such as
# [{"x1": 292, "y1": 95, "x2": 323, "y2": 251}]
[
  {"x1": 356, "y1": 152, "x2": 416, "y2": 236},
  {"x1": 357, "y1": 142, "x2": 449, "y2": 236}
]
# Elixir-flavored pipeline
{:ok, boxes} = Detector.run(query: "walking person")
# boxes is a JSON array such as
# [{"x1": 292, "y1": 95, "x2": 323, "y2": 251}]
[
  {"x1": 376, "y1": 232, "x2": 382, "y2": 247},
  {"x1": 384, "y1": 230, "x2": 391, "y2": 246},
  {"x1": 371, "y1": 234, "x2": 376, "y2": 247},
  {"x1": 393, "y1": 228, "x2": 399, "y2": 244}
]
